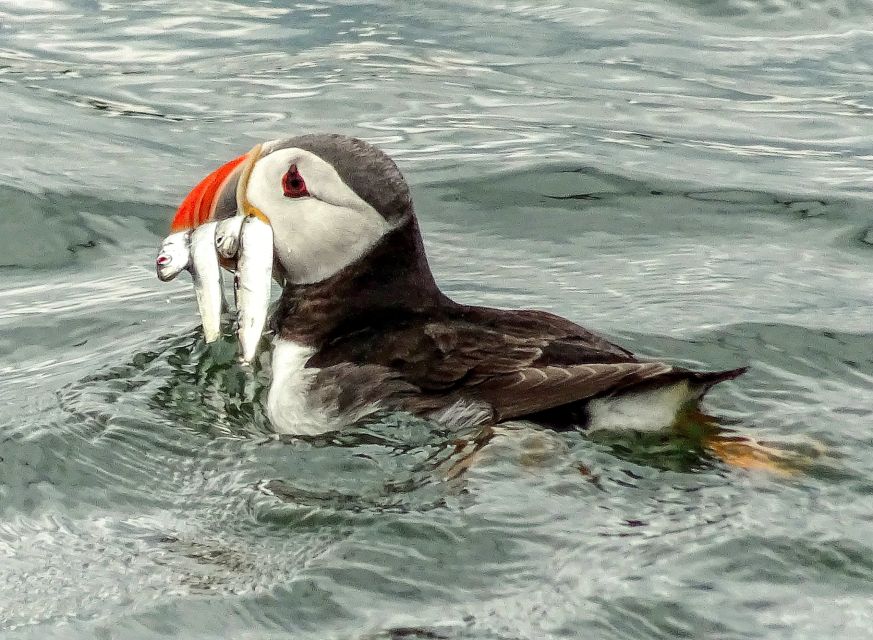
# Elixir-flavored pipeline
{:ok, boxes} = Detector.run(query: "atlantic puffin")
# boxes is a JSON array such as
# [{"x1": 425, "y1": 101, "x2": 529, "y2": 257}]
[{"x1": 163, "y1": 134, "x2": 746, "y2": 436}]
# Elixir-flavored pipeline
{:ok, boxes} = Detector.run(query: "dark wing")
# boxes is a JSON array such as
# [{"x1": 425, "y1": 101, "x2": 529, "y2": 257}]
[
  {"x1": 473, "y1": 361, "x2": 674, "y2": 421},
  {"x1": 309, "y1": 305, "x2": 685, "y2": 421}
]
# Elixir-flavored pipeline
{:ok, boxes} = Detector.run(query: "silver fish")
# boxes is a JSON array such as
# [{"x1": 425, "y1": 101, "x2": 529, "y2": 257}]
[
  {"x1": 155, "y1": 231, "x2": 191, "y2": 282},
  {"x1": 235, "y1": 216, "x2": 274, "y2": 364},
  {"x1": 215, "y1": 215, "x2": 245, "y2": 261},
  {"x1": 188, "y1": 221, "x2": 225, "y2": 343},
  {"x1": 214, "y1": 215, "x2": 245, "y2": 320}
]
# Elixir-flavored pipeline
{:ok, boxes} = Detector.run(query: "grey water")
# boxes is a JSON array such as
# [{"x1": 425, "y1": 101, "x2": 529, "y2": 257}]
[{"x1": 2, "y1": 0, "x2": 873, "y2": 637}]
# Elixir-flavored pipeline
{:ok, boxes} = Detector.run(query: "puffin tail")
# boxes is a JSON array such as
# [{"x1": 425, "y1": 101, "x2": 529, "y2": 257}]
[{"x1": 685, "y1": 366, "x2": 748, "y2": 399}]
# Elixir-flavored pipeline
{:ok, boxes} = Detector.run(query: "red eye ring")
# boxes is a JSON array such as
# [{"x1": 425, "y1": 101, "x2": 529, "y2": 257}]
[{"x1": 282, "y1": 164, "x2": 309, "y2": 198}]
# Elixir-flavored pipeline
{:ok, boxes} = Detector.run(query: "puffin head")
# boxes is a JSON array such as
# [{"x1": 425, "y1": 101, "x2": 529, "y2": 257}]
[{"x1": 172, "y1": 134, "x2": 414, "y2": 284}]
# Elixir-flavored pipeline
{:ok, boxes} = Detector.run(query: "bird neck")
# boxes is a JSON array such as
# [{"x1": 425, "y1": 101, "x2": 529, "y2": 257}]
[{"x1": 273, "y1": 214, "x2": 449, "y2": 347}]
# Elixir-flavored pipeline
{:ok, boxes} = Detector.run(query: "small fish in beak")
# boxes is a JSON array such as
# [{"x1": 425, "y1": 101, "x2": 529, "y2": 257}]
[
  {"x1": 155, "y1": 223, "x2": 225, "y2": 344},
  {"x1": 156, "y1": 143, "x2": 274, "y2": 360},
  {"x1": 235, "y1": 216, "x2": 274, "y2": 365},
  {"x1": 188, "y1": 222, "x2": 225, "y2": 343},
  {"x1": 215, "y1": 215, "x2": 245, "y2": 260},
  {"x1": 156, "y1": 231, "x2": 191, "y2": 281},
  {"x1": 231, "y1": 143, "x2": 274, "y2": 365}
]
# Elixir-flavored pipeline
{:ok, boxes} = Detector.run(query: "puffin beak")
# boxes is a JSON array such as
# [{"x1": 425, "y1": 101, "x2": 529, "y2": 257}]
[
  {"x1": 234, "y1": 143, "x2": 271, "y2": 225},
  {"x1": 170, "y1": 151, "x2": 249, "y2": 232},
  {"x1": 160, "y1": 144, "x2": 275, "y2": 363},
  {"x1": 162, "y1": 148, "x2": 251, "y2": 345}
]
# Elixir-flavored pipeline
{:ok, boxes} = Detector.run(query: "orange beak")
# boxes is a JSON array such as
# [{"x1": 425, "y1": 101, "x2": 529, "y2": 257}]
[{"x1": 170, "y1": 153, "x2": 249, "y2": 232}]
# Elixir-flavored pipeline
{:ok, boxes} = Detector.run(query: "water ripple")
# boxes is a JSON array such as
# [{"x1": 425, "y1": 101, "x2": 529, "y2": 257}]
[{"x1": 3, "y1": 2, "x2": 873, "y2": 637}]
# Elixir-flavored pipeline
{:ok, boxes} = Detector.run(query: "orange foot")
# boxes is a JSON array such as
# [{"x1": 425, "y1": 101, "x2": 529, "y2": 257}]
[
  {"x1": 675, "y1": 407, "x2": 817, "y2": 475},
  {"x1": 704, "y1": 434, "x2": 800, "y2": 476}
]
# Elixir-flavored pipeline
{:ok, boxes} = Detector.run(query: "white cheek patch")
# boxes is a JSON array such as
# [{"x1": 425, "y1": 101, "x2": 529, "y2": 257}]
[
  {"x1": 268, "y1": 199, "x2": 389, "y2": 283},
  {"x1": 246, "y1": 148, "x2": 391, "y2": 284}
]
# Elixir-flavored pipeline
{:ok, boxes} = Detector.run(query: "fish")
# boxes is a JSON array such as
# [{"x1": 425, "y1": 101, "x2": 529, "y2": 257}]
[
  {"x1": 215, "y1": 215, "x2": 245, "y2": 261},
  {"x1": 155, "y1": 231, "x2": 191, "y2": 282},
  {"x1": 188, "y1": 221, "x2": 225, "y2": 343},
  {"x1": 155, "y1": 224, "x2": 224, "y2": 343},
  {"x1": 156, "y1": 142, "x2": 273, "y2": 359},
  {"x1": 235, "y1": 215, "x2": 274, "y2": 364}
]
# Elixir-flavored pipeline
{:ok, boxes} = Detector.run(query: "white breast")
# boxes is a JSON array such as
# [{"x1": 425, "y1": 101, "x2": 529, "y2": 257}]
[{"x1": 265, "y1": 339, "x2": 335, "y2": 435}]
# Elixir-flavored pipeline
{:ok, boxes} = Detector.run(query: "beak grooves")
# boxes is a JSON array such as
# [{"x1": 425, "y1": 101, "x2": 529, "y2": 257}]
[
  {"x1": 235, "y1": 143, "x2": 271, "y2": 225},
  {"x1": 171, "y1": 153, "x2": 248, "y2": 231}
]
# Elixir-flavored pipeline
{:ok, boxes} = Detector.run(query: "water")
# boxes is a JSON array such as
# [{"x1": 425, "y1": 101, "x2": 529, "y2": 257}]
[{"x1": 2, "y1": 0, "x2": 873, "y2": 637}]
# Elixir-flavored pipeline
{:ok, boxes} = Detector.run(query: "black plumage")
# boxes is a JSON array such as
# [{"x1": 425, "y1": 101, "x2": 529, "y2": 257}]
[{"x1": 265, "y1": 135, "x2": 745, "y2": 429}]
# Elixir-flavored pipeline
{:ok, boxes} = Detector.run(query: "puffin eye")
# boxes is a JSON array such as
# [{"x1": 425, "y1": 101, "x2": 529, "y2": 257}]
[{"x1": 282, "y1": 164, "x2": 309, "y2": 198}]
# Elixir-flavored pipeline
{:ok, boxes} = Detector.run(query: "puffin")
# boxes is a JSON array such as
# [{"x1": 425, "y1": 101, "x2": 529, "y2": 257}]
[{"x1": 163, "y1": 134, "x2": 747, "y2": 437}]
